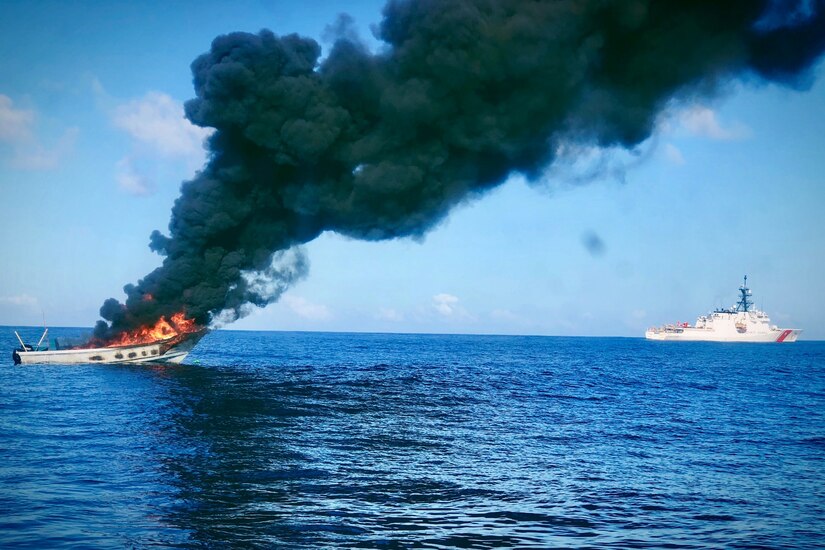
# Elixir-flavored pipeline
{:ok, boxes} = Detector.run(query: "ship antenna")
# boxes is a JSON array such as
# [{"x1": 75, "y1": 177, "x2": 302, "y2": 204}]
[
  {"x1": 738, "y1": 275, "x2": 752, "y2": 313},
  {"x1": 36, "y1": 309, "x2": 49, "y2": 350}
]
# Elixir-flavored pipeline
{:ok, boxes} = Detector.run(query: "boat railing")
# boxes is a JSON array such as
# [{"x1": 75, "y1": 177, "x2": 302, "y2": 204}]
[{"x1": 14, "y1": 329, "x2": 49, "y2": 352}]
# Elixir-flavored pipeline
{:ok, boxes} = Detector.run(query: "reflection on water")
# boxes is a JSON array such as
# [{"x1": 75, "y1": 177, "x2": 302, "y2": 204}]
[
  {"x1": 157, "y1": 366, "x2": 332, "y2": 547},
  {"x1": 1, "y1": 329, "x2": 824, "y2": 548},
  {"x1": 153, "y1": 364, "x2": 528, "y2": 548}
]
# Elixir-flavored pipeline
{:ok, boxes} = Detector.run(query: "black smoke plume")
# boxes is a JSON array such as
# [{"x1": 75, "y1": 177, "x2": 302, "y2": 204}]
[{"x1": 94, "y1": 0, "x2": 825, "y2": 338}]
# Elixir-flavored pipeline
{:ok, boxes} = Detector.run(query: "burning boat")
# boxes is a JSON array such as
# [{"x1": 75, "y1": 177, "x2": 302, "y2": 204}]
[{"x1": 11, "y1": 313, "x2": 207, "y2": 365}]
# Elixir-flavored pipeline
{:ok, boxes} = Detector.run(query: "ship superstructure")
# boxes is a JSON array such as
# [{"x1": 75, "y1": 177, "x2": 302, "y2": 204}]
[{"x1": 645, "y1": 276, "x2": 801, "y2": 342}]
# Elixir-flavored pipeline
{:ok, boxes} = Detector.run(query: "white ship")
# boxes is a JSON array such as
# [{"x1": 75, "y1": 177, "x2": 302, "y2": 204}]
[{"x1": 645, "y1": 276, "x2": 801, "y2": 342}]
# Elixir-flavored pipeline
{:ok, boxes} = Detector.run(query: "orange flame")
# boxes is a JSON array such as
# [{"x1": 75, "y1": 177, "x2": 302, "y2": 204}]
[{"x1": 104, "y1": 312, "x2": 201, "y2": 348}]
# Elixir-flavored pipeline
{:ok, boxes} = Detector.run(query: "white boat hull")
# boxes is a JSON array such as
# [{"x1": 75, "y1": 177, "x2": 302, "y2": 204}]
[
  {"x1": 645, "y1": 327, "x2": 801, "y2": 343},
  {"x1": 14, "y1": 330, "x2": 207, "y2": 365}
]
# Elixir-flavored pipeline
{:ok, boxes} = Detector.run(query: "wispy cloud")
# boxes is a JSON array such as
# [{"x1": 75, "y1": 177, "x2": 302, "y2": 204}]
[
  {"x1": 488, "y1": 308, "x2": 536, "y2": 332},
  {"x1": 115, "y1": 157, "x2": 153, "y2": 196},
  {"x1": 282, "y1": 295, "x2": 332, "y2": 321},
  {"x1": 0, "y1": 294, "x2": 38, "y2": 307},
  {"x1": 432, "y1": 293, "x2": 460, "y2": 316},
  {"x1": 112, "y1": 91, "x2": 211, "y2": 163},
  {"x1": 96, "y1": 81, "x2": 213, "y2": 195},
  {"x1": 544, "y1": 140, "x2": 655, "y2": 188},
  {"x1": 0, "y1": 94, "x2": 78, "y2": 170},
  {"x1": 376, "y1": 307, "x2": 404, "y2": 322},
  {"x1": 673, "y1": 105, "x2": 750, "y2": 140},
  {"x1": 11, "y1": 127, "x2": 79, "y2": 170},
  {"x1": 0, "y1": 95, "x2": 35, "y2": 142},
  {"x1": 663, "y1": 143, "x2": 685, "y2": 165}
]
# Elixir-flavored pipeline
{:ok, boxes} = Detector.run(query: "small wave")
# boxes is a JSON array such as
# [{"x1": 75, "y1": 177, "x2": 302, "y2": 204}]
[
  {"x1": 692, "y1": 514, "x2": 737, "y2": 522},
  {"x1": 474, "y1": 510, "x2": 596, "y2": 528},
  {"x1": 539, "y1": 393, "x2": 606, "y2": 401}
]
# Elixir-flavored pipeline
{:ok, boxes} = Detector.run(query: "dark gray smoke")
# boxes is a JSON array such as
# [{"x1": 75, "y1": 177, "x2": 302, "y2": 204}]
[{"x1": 94, "y1": 0, "x2": 825, "y2": 338}]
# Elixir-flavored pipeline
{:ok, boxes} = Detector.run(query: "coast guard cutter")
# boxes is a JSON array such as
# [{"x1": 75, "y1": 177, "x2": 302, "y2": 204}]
[{"x1": 645, "y1": 276, "x2": 801, "y2": 342}]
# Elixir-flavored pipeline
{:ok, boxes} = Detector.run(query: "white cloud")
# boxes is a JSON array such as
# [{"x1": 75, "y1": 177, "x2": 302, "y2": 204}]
[
  {"x1": 376, "y1": 307, "x2": 404, "y2": 322},
  {"x1": 0, "y1": 294, "x2": 38, "y2": 307},
  {"x1": 663, "y1": 143, "x2": 685, "y2": 165},
  {"x1": 12, "y1": 127, "x2": 79, "y2": 170},
  {"x1": 675, "y1": 105, "x2": 749, "y2": 140},
  {"x1": 0, "y1": 94, "x2": 77, "y2": 170},
  {"x1": 115, "y1": 157, "x2": 153, "y2": 196},
  {"x1": 112, "y1": 91, "x2": 211, "y2": 162},
  {"x1": 100, "y1": 86, "x2": 214, "y2": 195},
  {"x1": 282, "y1": 295, "x2": 332, "y2": 321},
  {"x1": 0, "y1": 95, "x2": 35, "y2": 143},
  {"x1": 432, "y1": 293, "x2": 460, "y2": 316}
]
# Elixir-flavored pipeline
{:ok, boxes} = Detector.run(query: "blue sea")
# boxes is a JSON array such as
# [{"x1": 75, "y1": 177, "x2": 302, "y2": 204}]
[{"x1": 1, "y1": 327, "x2": 824, "y2": 549}]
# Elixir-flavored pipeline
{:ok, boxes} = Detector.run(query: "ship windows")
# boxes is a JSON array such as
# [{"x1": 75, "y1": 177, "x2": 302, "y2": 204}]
[
  {"x1": 128, "y1": 352, "x2": 137, "y2": 358},
  {"x1": 114, "y1": 353, "x2": 123, "y2": 359},
  {"x1": 89, "y1": 355, "x2": 103, "y2": 361},
  {"x1": 141, "y1": 351, "x2": 147, "y2": 356},
  {"x1": 151, "y1": 349, "x2": 158, "y2": 355}
]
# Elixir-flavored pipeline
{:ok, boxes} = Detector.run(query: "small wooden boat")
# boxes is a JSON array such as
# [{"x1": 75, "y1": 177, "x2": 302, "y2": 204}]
[{"x1": 11, "y1": 328, "x2": 208, "y2": 365}]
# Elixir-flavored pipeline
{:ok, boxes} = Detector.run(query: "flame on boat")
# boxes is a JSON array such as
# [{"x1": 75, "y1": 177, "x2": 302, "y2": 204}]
[{"x1": 102, "y1": 312, "x2": 201, "y2": 348}]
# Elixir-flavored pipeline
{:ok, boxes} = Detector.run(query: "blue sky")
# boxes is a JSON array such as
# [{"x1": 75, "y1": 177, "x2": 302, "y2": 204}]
[{"x1": 1, "y1": 1, "x2": 824, "y2": 339}]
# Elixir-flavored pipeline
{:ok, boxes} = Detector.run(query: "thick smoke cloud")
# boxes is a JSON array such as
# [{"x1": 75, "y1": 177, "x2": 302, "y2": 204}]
[{"x1": 95, "y1": 0, "x2": 825, "y2": 338}]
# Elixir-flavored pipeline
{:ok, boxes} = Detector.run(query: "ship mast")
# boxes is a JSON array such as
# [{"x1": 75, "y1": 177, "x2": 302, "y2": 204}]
[{"x1": 736, "y1": 275, "x2": 753, "y2": 313}]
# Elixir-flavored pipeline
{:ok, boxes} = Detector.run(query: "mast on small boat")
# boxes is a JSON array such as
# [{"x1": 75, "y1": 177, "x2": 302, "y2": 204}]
[{"x1": 36, "y1": 328, "x2": 48, "y2": 349}]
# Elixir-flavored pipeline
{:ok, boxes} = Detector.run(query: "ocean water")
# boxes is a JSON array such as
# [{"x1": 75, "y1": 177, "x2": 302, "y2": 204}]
[{"x1": 1, "y1": 328, "x2": 824, "y2": 549}]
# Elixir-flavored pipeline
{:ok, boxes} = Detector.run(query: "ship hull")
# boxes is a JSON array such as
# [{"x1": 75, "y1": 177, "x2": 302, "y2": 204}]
[
  {"x1": 645, "y1": 328, "x2": 801, "y2": 343},
  {"x1": 14, "y1": 330, "x2": 207, "y2": 365}
]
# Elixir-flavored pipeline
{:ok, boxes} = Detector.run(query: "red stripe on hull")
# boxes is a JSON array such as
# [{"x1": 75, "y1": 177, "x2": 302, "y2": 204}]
[{"x1": 776, "y1": 329, "x2": 792, "y2": 343}]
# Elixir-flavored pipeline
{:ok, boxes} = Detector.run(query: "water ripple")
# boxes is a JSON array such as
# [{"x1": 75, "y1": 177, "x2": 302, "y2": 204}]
[{"x1": 1, "y1": 330, "x2": 824, "y2": 548}]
